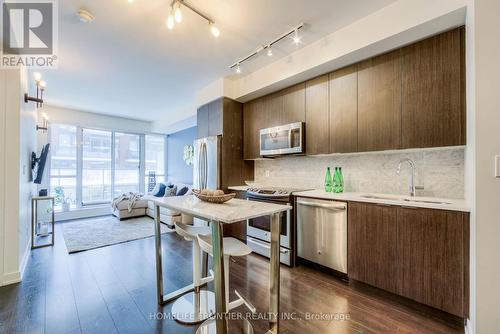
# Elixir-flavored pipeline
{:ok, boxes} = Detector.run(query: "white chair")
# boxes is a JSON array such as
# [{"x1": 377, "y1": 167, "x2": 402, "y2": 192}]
[
  {"x1": 171, "y1": 222, "x2": 215, "y2": 324},
  {"x1": 197, "y1": 234, "x2": 256, "y2": 313}
]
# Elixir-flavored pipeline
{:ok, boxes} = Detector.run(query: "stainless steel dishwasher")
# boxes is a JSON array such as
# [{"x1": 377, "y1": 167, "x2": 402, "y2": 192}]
[{"x1": 297, "y1": 197, "x2": 347, "y2": 273}]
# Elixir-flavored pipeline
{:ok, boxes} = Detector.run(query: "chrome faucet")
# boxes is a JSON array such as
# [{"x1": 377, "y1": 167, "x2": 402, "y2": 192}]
[{"x1": 397, "y1": 158, "x2": 417, "y2": 197}]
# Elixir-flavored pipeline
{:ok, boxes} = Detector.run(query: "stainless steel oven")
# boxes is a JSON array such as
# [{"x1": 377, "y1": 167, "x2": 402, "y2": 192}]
[
  {"x1": 246, "y1": 187, "x2": 299, "y2": 266},
  {"x1": 260, "y1": 122, "x2": 305, "y2": 156}
]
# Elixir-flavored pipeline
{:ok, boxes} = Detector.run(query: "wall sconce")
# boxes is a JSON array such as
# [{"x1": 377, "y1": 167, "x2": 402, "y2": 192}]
[
  {"x1": 25, "y1": 72, "x2": 46, "y2": 108},
  {"x1": 37, "y1": 112, "x2": 49, "y2": 133}
]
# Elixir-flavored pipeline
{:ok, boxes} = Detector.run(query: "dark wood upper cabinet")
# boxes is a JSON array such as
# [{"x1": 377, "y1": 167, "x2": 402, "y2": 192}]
[
  {"x1": 348, "y1": 202, "x2": 400, "y2": 294},
  {"x1": 282, "y1": 83, "x2": 306, "y2": 124},
  {"x1": 329, "y1": 65, "x2": 358, "y2": 153},
  {"x1": 197, "y1": 104, "x2": 209, "y2": 139},
  {"x1": 263, "y1": 91, "x2": 284, "y2": 128},
  {"x1": 243, "y1": 98, "x2": 264, "y2": 160},
  {"x1": 305, "y1": 75, "x2": 330, "y2": 155},
  {"x1": 208, "y1": 97, "x2": 223, "y2": 136},
  {"x1": 401, "y1": 28, "x2": 465, "y2": 148},
  {"x1": 358, "y1": 50, "x2": 402, "y2": 152},
  {"x1": 397, "y1": 207, "x2": 468, "y2": 317}
]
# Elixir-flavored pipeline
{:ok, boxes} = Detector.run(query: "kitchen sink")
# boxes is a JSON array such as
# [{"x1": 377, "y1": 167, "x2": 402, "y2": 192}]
[{"x1": 360, "y1": 194, "x2": 452, "y2": 205}]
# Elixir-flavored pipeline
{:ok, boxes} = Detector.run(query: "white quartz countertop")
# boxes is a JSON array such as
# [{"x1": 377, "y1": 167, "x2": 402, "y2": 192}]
[
  {"x1": 153, "y1": 195, "x2": 290, "y2": 224},
  {"x1": 227, "y1": 185, "x2": 249, "y2": 191},
  {"x1": 292, "y1": 190, "x2": 470, "y2": 212}
]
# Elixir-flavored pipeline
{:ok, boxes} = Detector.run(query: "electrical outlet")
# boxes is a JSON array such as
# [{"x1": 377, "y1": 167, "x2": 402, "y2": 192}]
[{"x1": 265, "y1": 170, "x2": 270, "y2": 177}]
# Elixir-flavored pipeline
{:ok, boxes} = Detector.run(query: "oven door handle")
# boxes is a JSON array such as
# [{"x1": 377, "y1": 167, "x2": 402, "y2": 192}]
[{"x1": 247, "y1": 237, "x2": 289, "y2": 254}]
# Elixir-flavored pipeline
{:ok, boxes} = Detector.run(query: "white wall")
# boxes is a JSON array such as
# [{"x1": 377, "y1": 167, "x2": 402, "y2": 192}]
[
  {"x1": 0, "y1": 68, "x2": 37, "y2": 286},
  {"x1": 473, "y1": 0, "x2": 500, "y2": 332},
  {"x1": 39, "y1": 104, "x2": 153, "y2": 134}
]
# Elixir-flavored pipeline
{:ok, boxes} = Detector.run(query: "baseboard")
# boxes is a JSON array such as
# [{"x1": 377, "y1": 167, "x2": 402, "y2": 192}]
[
  {"x1": 1, "y1": 239, "x2": 31, "y2": 286},
  {"x1": 19, "y1": 239, "x2": 31, "y2": 280}
]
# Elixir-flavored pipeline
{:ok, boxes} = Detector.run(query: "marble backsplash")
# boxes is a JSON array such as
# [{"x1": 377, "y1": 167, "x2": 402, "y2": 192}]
[{"x1": 254, "y1": 147, "x2": 465, "y2": 199}]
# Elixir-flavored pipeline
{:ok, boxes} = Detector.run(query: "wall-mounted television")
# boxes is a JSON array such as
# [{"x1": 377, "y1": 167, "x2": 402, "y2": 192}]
[{"x1": 32, "y1": 143, "x2": 50, "y2": 184}]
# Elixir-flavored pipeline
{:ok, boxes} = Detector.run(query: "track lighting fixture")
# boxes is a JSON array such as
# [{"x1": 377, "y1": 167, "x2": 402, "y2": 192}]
[
  {"x1": 161, "y1": 0, "x2": 219, "y2": 37},
  {"x1": 230, "y1": 23, "x2": 304, "y2": 72}
]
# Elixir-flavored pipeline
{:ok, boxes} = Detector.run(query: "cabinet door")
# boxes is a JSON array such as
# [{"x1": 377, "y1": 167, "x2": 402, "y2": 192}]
[
  {"x1": 358, "y1": 50, "x2": 402, "y2": 152},
  {"x1": 305, "y1": 75, "x2": 330, "y2": 155},
  {"x1": 197, "y1": 104, "x2": 209, "y2": 138},
  {"x1": 401, "y1": 28, "x2": 465, "y2": 148},
  {"x1": 329, "y1": 65, "x2": 358, "y2": 153},
  {"x1": 282, "y1": 83, "x2": 305, "y2": 124},
  {"x1": 263, "y1": 91, "x2": 284, "y2": 128},
  {"x1": 243, "y1": 98, "x2": 264, "y2": 159},
  {"x1": 398, "y1": 207, "x2": 467, "y2": 316},
  {"x1": 208, "y1": 98, "x2": 223, "y2": 136},
  {"x1": 348, "y1": 202, "x2": 400, "y2": 294}
]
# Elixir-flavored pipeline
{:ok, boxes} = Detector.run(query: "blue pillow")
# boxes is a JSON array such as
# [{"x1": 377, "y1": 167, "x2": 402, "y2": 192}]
[
  {"x1": 176, "y1": 186, "x2": 189, "y2": 196},
  {"x1": 152, "y1": 183, "x2": 166, "y2": 197}
]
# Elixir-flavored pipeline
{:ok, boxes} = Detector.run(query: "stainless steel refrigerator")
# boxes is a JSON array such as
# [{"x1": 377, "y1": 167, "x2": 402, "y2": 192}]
[{"x1": 193, "y1": 135, "x2": 221, "y2": 192}]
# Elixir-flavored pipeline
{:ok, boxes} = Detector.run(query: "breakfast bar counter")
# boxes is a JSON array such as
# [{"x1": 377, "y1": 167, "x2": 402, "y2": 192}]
[{"x1": 153, "y1": 195, "x2": 291, "y2": 334}]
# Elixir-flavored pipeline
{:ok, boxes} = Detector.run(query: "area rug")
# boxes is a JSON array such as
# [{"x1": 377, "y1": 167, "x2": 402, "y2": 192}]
[{"x1": 62, "y1": 215, "x2": 173, "y2": 253}]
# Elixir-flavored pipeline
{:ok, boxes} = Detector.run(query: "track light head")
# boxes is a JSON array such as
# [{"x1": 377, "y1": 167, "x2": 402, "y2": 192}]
[
  {"x1": 236, "y1": 64, "x2": 241, "y2": 74},
  {"x1": 292, "y1": 28, "x2": 300, "y2": 45},
  {"x1": 267, "y1": 46, "x2": 273, "y2": 57},
  {"x1": 167, "y1": 14, "x2": 175, "y2": 29},
  {"x1": 210, "y1": 23, "x2": 220, "y2": 38},
  {"x1": 174, "y1": 3, "x2": 182, "y2": 23}
]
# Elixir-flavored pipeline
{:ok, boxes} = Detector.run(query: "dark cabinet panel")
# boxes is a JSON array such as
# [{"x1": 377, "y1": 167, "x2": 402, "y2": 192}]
[
  {"x1": 358, "y1": 50, "x2": 402, "y2": 152},
  {"x1": 401, "y1": 28, "x2": 465, "y2": 148},
  {"x1": 208, "y1": 98, "x2": 223, "y2": 136},
  {"x1": 305, "y1": 75, "x2": 330, "y2": 155},
  {"x1": 398, "y1": 207, "x2": 467, "y2": 317},
  {"x1": 348, "y1": 202, "x2": 400, "y2": 294},
  {"x1": 329, "y1": 65, "x2": 358, "y2": 153},
  {"x1": 263, "y1": 91, "x2": 284, "y2": 128},
  {"x1": 282, "y1": 83, "x2": 306, "y2": 124},
  {"x1": 197, "y1": 104, "x2": 209, "y2": 139},
  {"x1": 243, "y1": 98, "x2": 264, "y2": 159}
]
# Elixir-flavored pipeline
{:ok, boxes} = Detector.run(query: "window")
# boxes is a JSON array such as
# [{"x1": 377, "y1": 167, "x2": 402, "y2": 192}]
[
  {"x1": 82, "y1": 129, "x2": 112, "y2": 205},
  {"x1": 48, "y1": 124, "x2": 167, "y2": 211},
  {"x1": 114, "y1": 132, "x2": 140, "y2": 196},
  {"x1": 49, "y1": 124, "x2": 77, "y2": 210},
  {"x1": 145, "y1": 135, "x2": 166, "y2": 191}
]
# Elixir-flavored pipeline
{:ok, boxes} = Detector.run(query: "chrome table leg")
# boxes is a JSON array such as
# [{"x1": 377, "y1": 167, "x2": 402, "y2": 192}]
[
  {"x1": 154, "y1": 204, "x2": 164, "y2": 305},
  {"x1": 211, "y1": 220, "x2": 227, "y2": 334},
  {"x1": 269, "y1": 212, "x2": 281, "y2": 334}
]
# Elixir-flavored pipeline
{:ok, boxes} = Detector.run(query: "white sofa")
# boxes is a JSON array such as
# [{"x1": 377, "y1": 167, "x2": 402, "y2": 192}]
[{"x1": 111, "y1": 182, "x2": 193, "y2": 228}]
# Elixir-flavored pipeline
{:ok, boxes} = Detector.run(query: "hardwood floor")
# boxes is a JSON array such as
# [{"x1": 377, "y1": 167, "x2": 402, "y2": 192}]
[{"x1": 0, "y1": 217, "x2": 464, "y2": 334}]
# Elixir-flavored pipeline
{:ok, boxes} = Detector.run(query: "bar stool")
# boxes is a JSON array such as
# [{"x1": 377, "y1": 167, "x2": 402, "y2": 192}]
[
  {"x1": 171, "y1": 222, "x2": 215, "y2": 324},
  {"x1": 196, "y1": 234, "x2": 256, "y2": 313}
]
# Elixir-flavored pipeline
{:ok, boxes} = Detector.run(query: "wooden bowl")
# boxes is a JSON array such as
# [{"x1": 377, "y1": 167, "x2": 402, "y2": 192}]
[{"x1": 192, "y1": 189, "x2": 236, "y2": 204}]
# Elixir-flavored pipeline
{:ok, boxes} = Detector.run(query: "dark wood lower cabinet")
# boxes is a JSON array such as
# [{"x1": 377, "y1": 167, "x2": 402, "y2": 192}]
[
  {"x1": 348, "y1": 202, "x2": 400, "y2": 294},
  {"x1": 347, "y1": 201, "x2": 469, "y2": 318},
  {"x1": 398, "y1": 207, "x2": 468, "y2": 317}
]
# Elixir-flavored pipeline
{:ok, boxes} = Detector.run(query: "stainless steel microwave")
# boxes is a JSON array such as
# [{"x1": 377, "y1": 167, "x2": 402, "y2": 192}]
[{"x1": 260, "y1": 122, "x2": 305, "y2": 156}]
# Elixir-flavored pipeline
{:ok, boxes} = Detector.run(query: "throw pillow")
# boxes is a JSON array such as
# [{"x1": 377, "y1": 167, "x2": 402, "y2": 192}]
[
  {"x1": 176, "y1": 186, "x2": 189, "y2": 196},
  {"x1": 152, "y1": 183, "x2": 166, "y2": 197},
  {"x1": 164, "y1": 184, "x2": 178, "y2": 197}
]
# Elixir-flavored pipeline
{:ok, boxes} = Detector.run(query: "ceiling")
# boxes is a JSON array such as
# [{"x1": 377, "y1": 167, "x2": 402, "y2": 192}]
[{"x1": 40, "y1": 0, "x2": 397, "y2": 122}]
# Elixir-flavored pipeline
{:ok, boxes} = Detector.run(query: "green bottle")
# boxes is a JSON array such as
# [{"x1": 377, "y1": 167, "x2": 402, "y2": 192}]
[
  {"x1": 338, "y1": 167, "x2": 344, "y2": 193},
  {"x1": 324, "y1": 167, "x2": 333, "y2": 192},
  {"x1": 332, "y1": 167, "x2": 340, "y2": 193}
]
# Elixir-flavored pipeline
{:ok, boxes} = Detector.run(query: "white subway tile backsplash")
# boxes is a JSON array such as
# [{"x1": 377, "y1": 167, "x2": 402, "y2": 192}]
[{"x1": 254, "y1": 147, "x2": 465, "y2": 199}]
